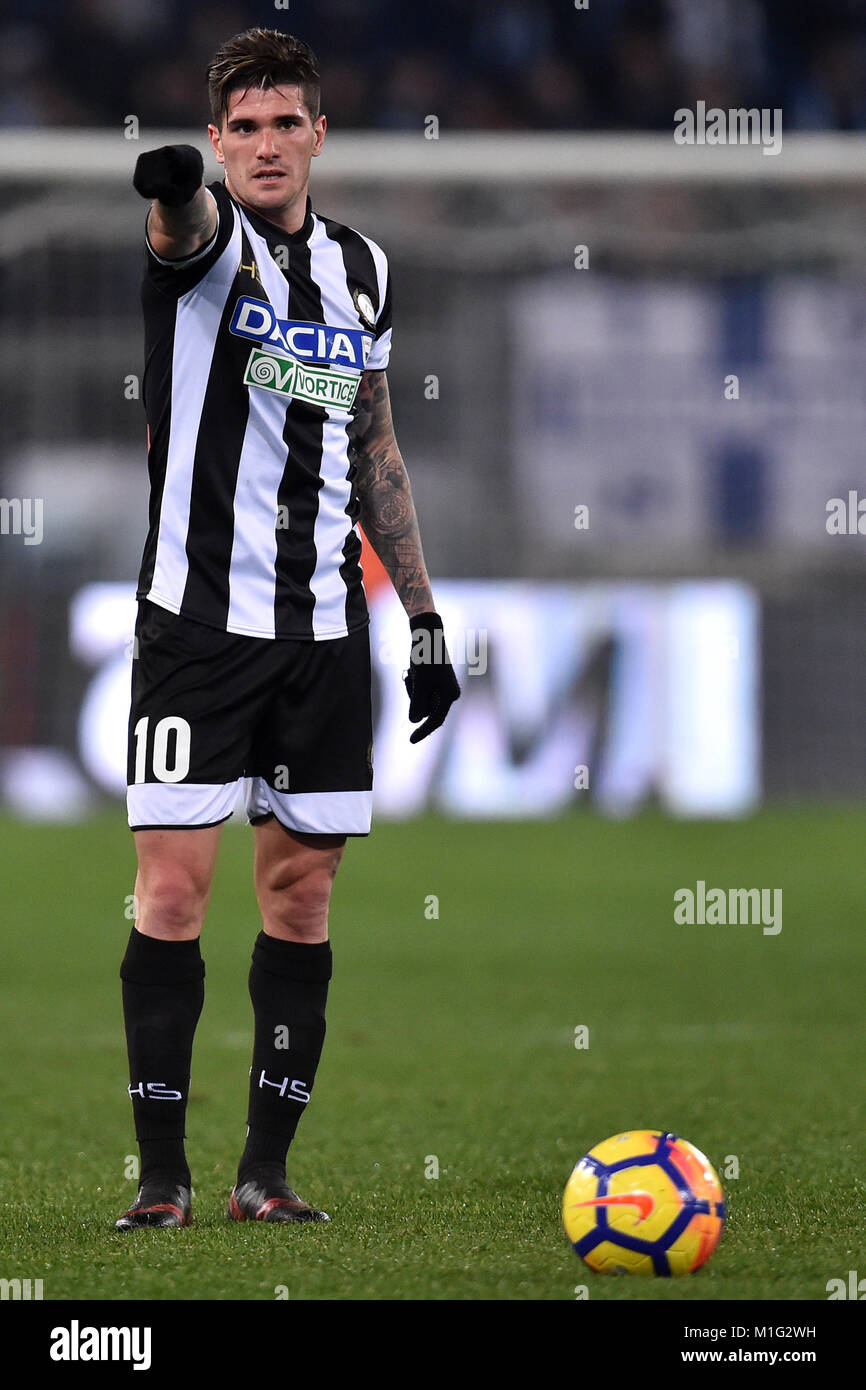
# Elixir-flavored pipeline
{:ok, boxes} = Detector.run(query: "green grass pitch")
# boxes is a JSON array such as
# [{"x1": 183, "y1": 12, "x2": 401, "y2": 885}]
[{"x1": 0, "y1": 807, "x2": 863, "y2": 1301}]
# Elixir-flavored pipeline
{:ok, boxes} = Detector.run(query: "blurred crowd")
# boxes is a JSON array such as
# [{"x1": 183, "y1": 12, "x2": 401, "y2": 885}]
[{"x1": 1, "y1": 0, "x2": 865, "y2": 131}]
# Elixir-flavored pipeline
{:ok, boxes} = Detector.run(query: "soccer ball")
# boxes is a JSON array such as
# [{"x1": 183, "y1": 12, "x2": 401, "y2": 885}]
[{"x1": 562, "y1": 1129, "x2": 725, "y2": 1276}]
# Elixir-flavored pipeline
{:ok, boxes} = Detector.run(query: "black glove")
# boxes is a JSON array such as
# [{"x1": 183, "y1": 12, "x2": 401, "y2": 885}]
[
  {"x1": 133, "y1": 144, "x2": 204, "y2": 207},
  {"x1": 404, "y1": 612, "x2": 461, "y2": 744}
]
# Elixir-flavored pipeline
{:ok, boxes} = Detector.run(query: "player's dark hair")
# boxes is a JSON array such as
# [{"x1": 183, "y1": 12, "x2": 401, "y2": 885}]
[{"x1": 207, "y1": 29, "x2": 321, "y2": 128}]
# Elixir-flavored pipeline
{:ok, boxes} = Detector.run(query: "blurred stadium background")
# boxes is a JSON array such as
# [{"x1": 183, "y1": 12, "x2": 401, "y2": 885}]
[{"x1": 2, "y1": 0, "x2": 866, "y2": 822}]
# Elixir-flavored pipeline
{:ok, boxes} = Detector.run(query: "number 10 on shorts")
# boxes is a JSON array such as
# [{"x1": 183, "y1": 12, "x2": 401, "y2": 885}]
[{"x1": 132, "y1": 715, "x2": 192, "y2": 783}]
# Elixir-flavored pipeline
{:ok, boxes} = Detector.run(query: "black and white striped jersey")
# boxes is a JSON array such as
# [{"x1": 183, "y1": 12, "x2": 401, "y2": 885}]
[{"x1": 137, "y1": 180, "x2": 392, "y2": 641}]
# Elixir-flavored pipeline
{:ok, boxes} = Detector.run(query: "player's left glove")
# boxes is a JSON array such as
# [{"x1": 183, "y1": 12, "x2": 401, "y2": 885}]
[{"x1": 404, "y1": 612, "x2": 461, "y2": 744}]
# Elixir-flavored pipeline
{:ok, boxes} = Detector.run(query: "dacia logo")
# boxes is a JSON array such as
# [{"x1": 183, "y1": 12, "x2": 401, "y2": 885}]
[{"x1": 230, "y1": 296, "x2": 373, "y2": 368}]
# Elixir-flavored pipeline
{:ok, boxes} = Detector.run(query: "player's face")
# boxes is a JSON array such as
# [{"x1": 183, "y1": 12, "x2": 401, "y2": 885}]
[{"x1": 208, "y1": 84, "x2": 326, "y2": 228}]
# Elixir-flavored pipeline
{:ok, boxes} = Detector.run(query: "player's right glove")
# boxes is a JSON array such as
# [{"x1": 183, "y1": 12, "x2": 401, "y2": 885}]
[{"x1": 133, "y1": 144, "x2": 204, "y2": 207}]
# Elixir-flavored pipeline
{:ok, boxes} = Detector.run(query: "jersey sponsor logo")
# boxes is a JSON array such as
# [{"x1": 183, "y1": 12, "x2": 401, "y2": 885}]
[
  {"x1": 230, "y1": 295, "x2": 373, "y2": 368},
  {"x1": 243, "y1": 347, "x2": 361, "y2": 409}
]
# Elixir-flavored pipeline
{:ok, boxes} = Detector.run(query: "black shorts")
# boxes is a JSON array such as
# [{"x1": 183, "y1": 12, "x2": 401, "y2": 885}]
[{"x1": 126, "y1": 600, "x2": 373, "y2": 834}]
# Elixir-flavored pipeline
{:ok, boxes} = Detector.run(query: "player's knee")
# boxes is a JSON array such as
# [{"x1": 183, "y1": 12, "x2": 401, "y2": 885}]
[
  {"x1": 137, "y1": 868, "x2": 209, "y2": 937},
  {"x1": 289, "y1": 872, "x2": 335, "y2": 923},
  {"x1": 258, "y1": 864, "x2": 337, "y2": 939}
]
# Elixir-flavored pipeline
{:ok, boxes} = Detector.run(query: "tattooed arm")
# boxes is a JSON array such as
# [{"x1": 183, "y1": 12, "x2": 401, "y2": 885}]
[
  {"x1": 350, "y1": 369, "x2": 435, "y2": 616},
  {"x1": 351, "y1": 369, "x2": 461, "y2": 740}
]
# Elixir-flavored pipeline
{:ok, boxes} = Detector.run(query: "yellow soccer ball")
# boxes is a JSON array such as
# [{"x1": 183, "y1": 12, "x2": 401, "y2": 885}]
[{"x1": 562, "y1": 1130, "x2": 725, "y2": 1275}]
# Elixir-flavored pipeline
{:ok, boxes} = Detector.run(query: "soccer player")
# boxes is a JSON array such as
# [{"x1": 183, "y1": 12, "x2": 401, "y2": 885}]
[{"x1": 115, "y1": 29, "x2": 460, "y2": 1229}]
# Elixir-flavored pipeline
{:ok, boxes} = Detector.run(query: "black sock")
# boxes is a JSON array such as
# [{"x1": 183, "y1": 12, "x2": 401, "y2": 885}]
[
  {"x1": 238, "y1": 932, "x2": 332, "y2": 1183},
  {"x1": 120, "y1": 928, "x2": 205, "y2": 1187}
]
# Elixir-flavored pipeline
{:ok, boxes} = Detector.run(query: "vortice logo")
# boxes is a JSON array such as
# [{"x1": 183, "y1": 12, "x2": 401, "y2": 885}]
[
  {"x1": 243, "y1": 349, "x2": 360, "y2": 410},
  {"x1": 230, "y1": 297, "x2": 373, "y2": 368}
]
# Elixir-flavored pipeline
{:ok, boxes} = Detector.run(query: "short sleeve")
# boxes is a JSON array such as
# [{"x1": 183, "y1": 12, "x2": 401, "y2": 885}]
[
  {"x1": 144, "y1": 184, "x2": 235, "y2": 299},
  {"x1": 365, "y1": 266, "x2": 392, "y2": 372}
]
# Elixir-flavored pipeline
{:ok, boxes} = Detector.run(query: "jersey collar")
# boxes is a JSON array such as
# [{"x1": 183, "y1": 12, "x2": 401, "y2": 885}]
[{"x1": 224, "y1": 184, "x2": 314, "y2": 245}]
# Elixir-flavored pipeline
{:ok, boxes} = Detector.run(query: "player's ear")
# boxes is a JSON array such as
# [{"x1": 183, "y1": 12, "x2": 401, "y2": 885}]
[
  {"x1": 312, "y1": 114, "x2": 326, "y2": 157},
  {"x1": 207, "y1": 123, "x2": 224, "y2": 165}
]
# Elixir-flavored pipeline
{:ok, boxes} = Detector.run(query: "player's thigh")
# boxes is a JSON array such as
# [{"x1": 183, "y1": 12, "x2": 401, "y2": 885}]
[
  {"x1": 133, "y1": 824, "x2": 224, "y2": 915},
  {"x1": 253, "y1": 819, "x2": 346, "y2": 921}
]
